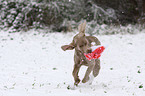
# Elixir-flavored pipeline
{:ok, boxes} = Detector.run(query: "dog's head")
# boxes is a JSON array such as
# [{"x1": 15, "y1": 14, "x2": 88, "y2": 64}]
[
  {"x1": 61, "y1": 21, "x2": 92, "y2": 54},
  {"x1": 73, "y1": 36, "x2": 92, "y2": 54}
]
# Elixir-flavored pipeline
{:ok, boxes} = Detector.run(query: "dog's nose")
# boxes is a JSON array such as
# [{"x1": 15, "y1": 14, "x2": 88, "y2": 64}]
[{"x1": 86, "y1": 48, "x2": 92, "y2": 53}]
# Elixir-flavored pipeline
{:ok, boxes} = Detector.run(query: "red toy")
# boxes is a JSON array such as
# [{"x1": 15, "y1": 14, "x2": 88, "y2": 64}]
[{"x1": 84, "y1": 46, "x2": 105, "y2": 60}]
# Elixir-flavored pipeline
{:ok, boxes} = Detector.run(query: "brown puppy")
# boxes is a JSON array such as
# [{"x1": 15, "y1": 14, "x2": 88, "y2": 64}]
[{"x1": 61, "y1": 21, "x2": 101, "y2": 86}]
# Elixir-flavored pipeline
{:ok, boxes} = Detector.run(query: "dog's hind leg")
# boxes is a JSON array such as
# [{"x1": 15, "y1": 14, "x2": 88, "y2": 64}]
[
  {"x1": 93, "y1": 59, "x2": 100, "y2": 77},
  {"x1": 85, "y1": 73, "x2": 95, "y2": 85},
  {"x1": 82, "y1": 60, "x2": 95, "y2": 83},
  {"x1": 86, "y1": 59, "x2": 100, "y2": 85}
]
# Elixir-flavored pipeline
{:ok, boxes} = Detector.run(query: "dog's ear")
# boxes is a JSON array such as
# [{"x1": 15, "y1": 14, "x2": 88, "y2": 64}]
[
  {"x1": 87, "y1": 36, "x2": 101, "y2": 45},
  {"x1": 61, "y1": 44, "x2": 74, "y2": 51},
  {"x1": 78, "y1": 21, "x2": 86, "y2": 34},
  {"x1": 77, "y1": 21, "x2": 86, "y2": 37},
  {"x1": 78, "y1": 21, "x2": 86, "y2": 33}
]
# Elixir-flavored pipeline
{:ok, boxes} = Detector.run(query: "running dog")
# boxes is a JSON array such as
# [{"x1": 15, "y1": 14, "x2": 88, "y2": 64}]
[{"x1": 61, "y1": 21, "x2": 101, "y2": 86}]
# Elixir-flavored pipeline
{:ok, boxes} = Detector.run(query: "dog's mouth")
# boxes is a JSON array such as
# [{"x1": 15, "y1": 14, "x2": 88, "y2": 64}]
[
  {"x1": 86, "y1": 49, "x2": 92, "y2": 53},
  {"x1": 76, "y1": 48, "x2": 92, "y2": 56}
]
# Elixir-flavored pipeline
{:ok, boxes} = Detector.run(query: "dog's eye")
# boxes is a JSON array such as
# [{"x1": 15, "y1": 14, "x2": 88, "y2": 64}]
[
  {"x1": 80, "y1": 45, "x2": 83, "y2": 47},
  {"x1": 84, "y1": 43, "x2": 87, "y2": 45}
]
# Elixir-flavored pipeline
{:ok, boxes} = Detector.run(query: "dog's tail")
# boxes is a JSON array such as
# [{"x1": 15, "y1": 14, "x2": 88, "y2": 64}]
[{"x1": 78, "y1": 21, "x2": 86, "y2": 34}]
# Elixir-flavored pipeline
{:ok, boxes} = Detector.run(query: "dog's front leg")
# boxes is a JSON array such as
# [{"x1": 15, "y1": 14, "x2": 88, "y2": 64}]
[
  {"x1": 82, "y1": 60, "x2": 95, "y2": 83},
  {"x1": 72, "y1": 64, "x2": 81, "y2": 86}
]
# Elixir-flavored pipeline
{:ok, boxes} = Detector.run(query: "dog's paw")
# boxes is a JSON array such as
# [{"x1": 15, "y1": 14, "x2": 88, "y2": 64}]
[
  {"x1": 67, "y1": 85, "x2": 77, "y2": 90},
  {"x1": 74, "y1": 78, "x2": 81, "y2": 86},
  {"x1": 82, "y1": 76, "x2": 89, "y2": 83},
  {"x1": 87, "y1": 74, "x2": 95, "y2": 85},
  {"x1": 82, "y1": 74, "x2": 94, "y2": 85}
]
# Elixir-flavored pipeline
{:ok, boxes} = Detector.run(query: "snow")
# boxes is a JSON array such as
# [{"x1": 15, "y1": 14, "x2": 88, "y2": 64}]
[{"x1": 0, "y1": 29, "x2": 145, "y2": 96}]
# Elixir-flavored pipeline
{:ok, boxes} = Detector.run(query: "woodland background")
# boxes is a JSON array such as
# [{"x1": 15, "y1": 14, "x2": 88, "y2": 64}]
[{"x1": 0, "y1": 0, "x2": 144, "y2": 33}]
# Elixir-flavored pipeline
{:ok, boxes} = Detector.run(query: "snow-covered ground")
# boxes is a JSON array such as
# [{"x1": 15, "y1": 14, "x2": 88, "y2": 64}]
[{"x1": 0, "y1": 29, "x2": 145, "y2": 96}]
